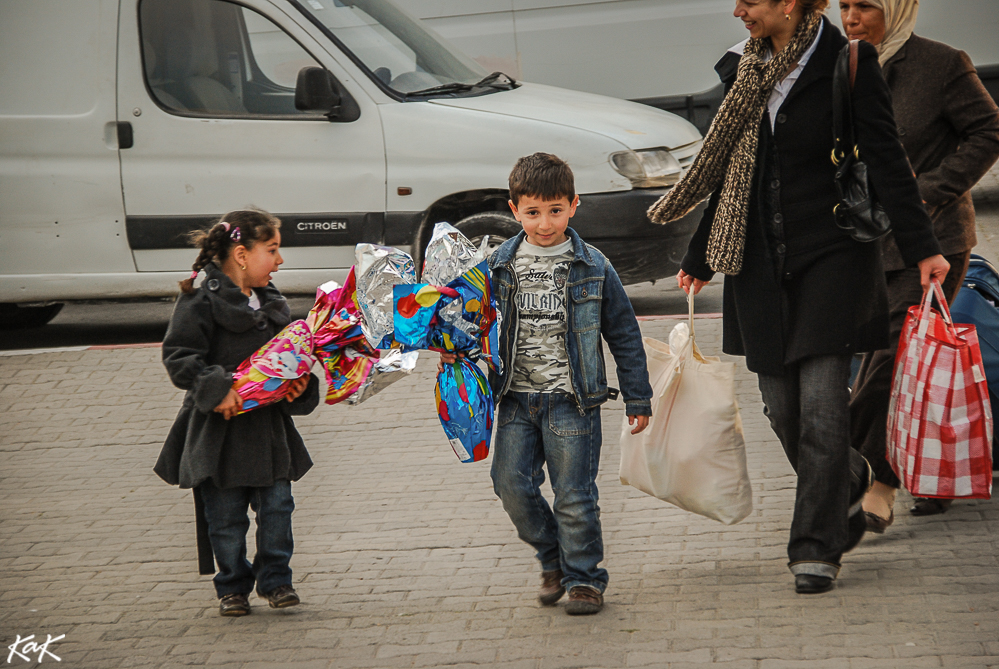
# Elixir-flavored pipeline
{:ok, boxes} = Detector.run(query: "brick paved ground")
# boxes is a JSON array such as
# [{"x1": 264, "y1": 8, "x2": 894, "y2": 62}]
[{"x1": 2, "y1": 169, "x2": 998, "y2": 669}]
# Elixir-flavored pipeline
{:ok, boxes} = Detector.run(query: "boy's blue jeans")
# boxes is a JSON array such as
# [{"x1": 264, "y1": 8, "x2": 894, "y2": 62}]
[
  {"x1": 491, "y1": 391, "x2": 608, "y2": 593},
  {"x1": 198, "y1": 479, "x2": 295, "y2": 598}
]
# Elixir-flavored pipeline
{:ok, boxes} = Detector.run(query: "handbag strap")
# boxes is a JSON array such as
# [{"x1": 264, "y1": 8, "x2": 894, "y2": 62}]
[{"x1": 832, "y1": 40, "x2": 859, "y2": 167}]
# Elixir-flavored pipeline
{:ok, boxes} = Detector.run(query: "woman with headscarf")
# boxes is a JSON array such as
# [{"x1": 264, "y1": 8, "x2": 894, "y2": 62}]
[
  {"x1": 649, "y1": 0, "x2": 950, "y2": 595},
  {"x1": 842, "y1": 0, "x2": 999, "y2": 528}
]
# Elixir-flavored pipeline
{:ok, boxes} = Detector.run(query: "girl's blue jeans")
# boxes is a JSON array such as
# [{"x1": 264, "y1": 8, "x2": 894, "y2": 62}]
[
  {"x1": 198, "y1": 479, "x2": 295, "y2": 598},
  {"x1": 491, "y1": 391, "x2": 608, "y2": 593}
]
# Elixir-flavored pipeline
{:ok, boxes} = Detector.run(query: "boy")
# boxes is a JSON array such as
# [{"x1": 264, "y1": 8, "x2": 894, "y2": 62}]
[{"x1": 446, "y1": 153, "x2": 652, "y2": 615}]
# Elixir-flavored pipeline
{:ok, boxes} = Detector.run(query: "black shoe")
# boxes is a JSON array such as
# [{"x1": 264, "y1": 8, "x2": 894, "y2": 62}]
[
  {"x1": 257, "y1": 584, "x2": 300, "y2": 609},
  {"x1": 219, "y1": 593, "x2": 250, "y2": 616},
  {"x1": 910, "y1": 498, "x2": 952, "y2": 516},
  {"x1": 795, "y1": 574, "x2": 834, "y2": 594}
]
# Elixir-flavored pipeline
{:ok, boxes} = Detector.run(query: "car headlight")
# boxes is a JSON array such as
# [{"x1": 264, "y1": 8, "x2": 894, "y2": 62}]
[{"x1": 609, "y1": 149, "x2": 684, "y2": 188}]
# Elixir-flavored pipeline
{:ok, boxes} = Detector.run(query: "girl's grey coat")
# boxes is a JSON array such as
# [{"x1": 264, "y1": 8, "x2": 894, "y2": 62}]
[{"x1": 155, "y1": 262, "x2": 319, "y2": 491}]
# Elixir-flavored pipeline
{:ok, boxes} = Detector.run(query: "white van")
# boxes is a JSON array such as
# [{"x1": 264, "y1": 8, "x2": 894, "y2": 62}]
[
  {"x1": 0, "y1": 0, "x2": 703, "y2": 328},
  {"x1": 403, "y1": 0, "x2": 999, "y2": 133}
]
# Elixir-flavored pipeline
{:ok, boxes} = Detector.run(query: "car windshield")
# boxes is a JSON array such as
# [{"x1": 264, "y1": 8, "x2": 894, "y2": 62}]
[{"x1": 293, "y1": 0, "x2": 509, "y2": 97}]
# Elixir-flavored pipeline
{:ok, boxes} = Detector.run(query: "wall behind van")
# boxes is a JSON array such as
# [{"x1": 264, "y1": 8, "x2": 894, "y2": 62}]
[{"x1": 398, "y1": 0, "x2": 999, "y2": 102}]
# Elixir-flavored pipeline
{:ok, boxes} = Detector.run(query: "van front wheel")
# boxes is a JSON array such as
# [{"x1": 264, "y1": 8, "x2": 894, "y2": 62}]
[
  {"x1": 454, "y1": 212, "x2": 521, "y2": 258},
  {"x1": 0, "y1": 303, "x2": 65, "y2": 330}
]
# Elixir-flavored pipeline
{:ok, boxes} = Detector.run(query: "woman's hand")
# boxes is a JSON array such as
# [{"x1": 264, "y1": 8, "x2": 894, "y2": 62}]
[
  {"x1": 214, "y1": 388, "x2": 243, "y2": 420},
  {"x1": 677, "y1": 270, "x2": 709, "y2": 295},
  {"x1": 628, "y1": 415, "x2": 650, "y2": 435},
  {"x1": 918, "y1": 254, "x2": 950, "y2": 292},
  {"x1": 284, "y1": 376, "x2": 310, "y2": 403}
]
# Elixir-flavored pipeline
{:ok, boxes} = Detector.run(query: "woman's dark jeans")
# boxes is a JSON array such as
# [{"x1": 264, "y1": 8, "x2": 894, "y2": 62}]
[
  {"x1": 758, "y1": 355, "x2": 870, "y2": 579},
  {"x1": 490, "y1": 392, "x2": 608, "y2": 593},
  {"x1": 198, "y1": 479, "x2": 295, "y2": 597}
]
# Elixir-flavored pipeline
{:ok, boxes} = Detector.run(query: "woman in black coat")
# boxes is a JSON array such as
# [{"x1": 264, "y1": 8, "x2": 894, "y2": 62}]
[{"x1": 649, "y1": 0, "x2": 949, "y2": 594}]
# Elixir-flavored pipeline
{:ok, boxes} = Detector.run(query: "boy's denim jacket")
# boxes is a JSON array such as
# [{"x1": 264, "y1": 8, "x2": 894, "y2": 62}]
[{"x1": 488, "y1": 227, "x2": 653, "y2": 417}]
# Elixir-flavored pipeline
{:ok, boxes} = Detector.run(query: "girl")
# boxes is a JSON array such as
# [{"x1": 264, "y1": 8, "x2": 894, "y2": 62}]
[{"x1": 154, "y1": 208, "x2": 320, "y2": 616}]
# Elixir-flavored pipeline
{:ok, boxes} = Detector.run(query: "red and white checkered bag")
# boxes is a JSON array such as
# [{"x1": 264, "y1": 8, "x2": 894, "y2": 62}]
[{"x1": 887, "y1": 280, "x2": 993, "y2": 499}]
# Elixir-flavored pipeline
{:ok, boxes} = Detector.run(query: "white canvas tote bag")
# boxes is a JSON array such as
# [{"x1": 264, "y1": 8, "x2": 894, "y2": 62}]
[{"x1": 619, "y1": 293, "x2": 753, "y2": 524}]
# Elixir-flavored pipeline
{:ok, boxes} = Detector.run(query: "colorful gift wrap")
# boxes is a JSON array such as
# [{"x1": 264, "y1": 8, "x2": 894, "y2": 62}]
[
  {"x1": 393, "y1": 254, "x2": 502, "y2": 462},
  {"x1": 304, "y1": 267, "x2": 419, "y2": 405},
  {"x1": 436, "y1": 358, "x2": 494, "y2": 463},
  {"x1": 393, "y1": 260, "x2": 500, "y2": 366},
  {"x1": 232, "y1": 320, "x2": 317, "y2": 414}
]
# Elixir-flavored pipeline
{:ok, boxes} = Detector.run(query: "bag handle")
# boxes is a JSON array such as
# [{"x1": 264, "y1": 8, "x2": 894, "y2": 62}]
[
  {"x1": 915, "y1": 278, "x2": 957, "y2": 342},
  {"x1": 687, "y1": 287, "x2": 695, "y2": 341}
]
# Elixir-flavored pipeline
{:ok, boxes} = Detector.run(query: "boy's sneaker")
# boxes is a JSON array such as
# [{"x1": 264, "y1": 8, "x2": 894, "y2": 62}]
[
  {"x1": 538, "y1": 569, "x2": 565, "y2": 606},
  {"x1": 258, "y1": 584, "x2": 300, "y2": 609},
  {"x1": 219, "y1": 593, "x2": 250, "y2": 617},
  {"x1": 565, "y1": 586, "x2": 603, "y2": 615}
]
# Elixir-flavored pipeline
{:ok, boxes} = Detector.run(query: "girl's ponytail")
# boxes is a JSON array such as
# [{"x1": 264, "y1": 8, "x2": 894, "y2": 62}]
[{"x1": 178, "y1": 208, "x2": 282, "y2": 293}]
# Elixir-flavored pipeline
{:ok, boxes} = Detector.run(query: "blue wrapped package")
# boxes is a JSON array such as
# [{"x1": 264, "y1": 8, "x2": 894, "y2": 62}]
[
  {"x1": 393, "y1": 259, "x2": 501, "y2": 462},
  {"x1": 435, "y1": 358, "x2": 493, "y2": 463}
]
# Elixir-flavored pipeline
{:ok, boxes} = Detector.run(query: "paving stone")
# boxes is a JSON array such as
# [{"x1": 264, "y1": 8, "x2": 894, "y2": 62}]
[{"x1": 3, "y1": 174, "x2": 999, "y2": 666}]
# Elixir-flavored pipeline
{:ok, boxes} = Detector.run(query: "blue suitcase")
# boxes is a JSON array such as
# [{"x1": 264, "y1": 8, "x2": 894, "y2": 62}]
[{"x1": 949, "y1": 253, "x2": 999, "y2": 469}]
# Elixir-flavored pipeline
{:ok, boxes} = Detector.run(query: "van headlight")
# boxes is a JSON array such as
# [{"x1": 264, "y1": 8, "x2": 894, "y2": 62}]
[{"x1": 609, "y1": 149, "x2": 683, "y2": 188}]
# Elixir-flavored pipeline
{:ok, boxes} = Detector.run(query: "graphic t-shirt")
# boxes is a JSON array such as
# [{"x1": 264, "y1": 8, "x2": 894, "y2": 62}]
[{"x1": 510, "y1": 238, "x2": 574, "y2": 393}]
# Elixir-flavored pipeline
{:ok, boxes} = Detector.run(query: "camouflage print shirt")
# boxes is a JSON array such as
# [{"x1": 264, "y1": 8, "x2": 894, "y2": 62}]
[{"x1": 509, "y1": 238, "x2": 573, "y2": 393}]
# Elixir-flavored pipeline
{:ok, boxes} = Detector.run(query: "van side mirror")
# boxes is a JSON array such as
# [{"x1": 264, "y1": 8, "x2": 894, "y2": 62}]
[{"x1": 295, "y1": 67, "x2": 359, "y2": 122}]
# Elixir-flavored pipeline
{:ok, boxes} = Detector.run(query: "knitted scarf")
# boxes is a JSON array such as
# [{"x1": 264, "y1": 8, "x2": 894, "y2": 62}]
[{"x1": 647, "y1": 12, "x2": 823, "y2": 275}]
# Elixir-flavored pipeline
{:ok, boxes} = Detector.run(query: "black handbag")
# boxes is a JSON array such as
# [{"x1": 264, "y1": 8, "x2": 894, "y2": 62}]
[{"x1": 832, "y1": 40, "x2": 891, "y2": 242}]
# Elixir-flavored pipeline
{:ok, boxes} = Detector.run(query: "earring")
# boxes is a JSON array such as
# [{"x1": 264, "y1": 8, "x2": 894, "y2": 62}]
[
  {"x1": 240, "y1": 264, "x2": 246, "y2": 271},
  {"x1": 786, "y1": 12, "x2": 791, "y2": 20}
]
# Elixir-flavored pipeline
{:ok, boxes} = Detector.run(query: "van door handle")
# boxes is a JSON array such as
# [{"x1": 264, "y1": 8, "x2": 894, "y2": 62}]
[{"x1": 117, "y1": 122, "x2": 134, "y2": 149}]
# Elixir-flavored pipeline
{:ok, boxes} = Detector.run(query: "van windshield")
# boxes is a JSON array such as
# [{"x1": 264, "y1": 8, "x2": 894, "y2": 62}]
[{"x1": 293, "y1": 0, "x2": 514, "y2": 98}]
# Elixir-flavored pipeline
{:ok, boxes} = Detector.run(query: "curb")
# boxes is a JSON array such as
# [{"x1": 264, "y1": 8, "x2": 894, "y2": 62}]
[{"x1": 0, "y1": 342, "x2": 162, "y2": 357}]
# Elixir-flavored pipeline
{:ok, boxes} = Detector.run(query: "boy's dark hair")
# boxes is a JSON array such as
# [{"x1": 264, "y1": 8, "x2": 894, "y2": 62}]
[
  {"x1": 508, "y1": 153, "x2": 575, "y2": 206},
  {"x1": 179, "y1": 207, "x2": 281, "y2": 293}
]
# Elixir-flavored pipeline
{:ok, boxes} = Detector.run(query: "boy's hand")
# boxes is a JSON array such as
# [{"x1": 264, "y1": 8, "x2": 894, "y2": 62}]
[
  {"x1": 214, "y1": 388, "x2": 243, "y2": 420},
  {"x1": 284, "y1": 376, "x2": 310, "y2": 402},
  {"x1": 628, "y1": 415, "x2": 649, "y2": 435},
  {"x1": 437, "y1": 351, "x2": 464, "y2": 374}
]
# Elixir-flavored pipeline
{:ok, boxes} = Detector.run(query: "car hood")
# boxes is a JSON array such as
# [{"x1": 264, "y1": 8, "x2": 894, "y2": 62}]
[{"x1": 428, "y1": 82, "x2": 702, "y2": 151}]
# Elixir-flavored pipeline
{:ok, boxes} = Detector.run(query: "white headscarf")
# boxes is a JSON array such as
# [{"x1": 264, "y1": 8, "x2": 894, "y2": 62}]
[{"x1": 865, "y1": 0, "x2": 920, "y2": 66}]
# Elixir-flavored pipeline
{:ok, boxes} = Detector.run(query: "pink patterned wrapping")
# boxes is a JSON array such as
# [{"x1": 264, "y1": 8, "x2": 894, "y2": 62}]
[
  {"x1": 232, "y1": 320, "x2": 317, "y2": 414},
  {"x1": 887, "y1": 281, "x2": 994, "y2": 499}
]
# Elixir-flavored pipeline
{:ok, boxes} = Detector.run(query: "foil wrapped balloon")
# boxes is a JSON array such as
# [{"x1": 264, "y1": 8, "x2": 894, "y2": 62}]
[
  {"x1": 421, "y1": 221, "x2": 486, "y2": 287},
  {"x1": 347, "y1": 348, "x2": 420, "y2": 405},
  {"x1": 355, "y1": 243, "x2": 416, "y2": 349},
  {"x1": 436, "y1": 358, "x2": 493, "y2": 463},
  {"x1": 232, "y1": 320, "x2": 317, "y2": 414}
]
